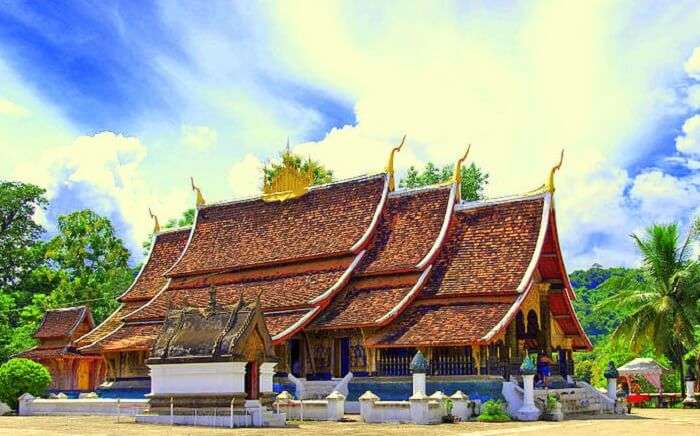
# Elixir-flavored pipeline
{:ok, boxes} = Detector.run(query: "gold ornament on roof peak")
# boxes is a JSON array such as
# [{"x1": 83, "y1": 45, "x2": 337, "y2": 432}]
[
  {"x1": 544, "y1": 149, "x2": 564, "y2": 194},
  {"x1": 385, "y1": 135, "x2": 406, "y2": 192},
  {"x1": 453, "y1": 144, "x2": 471, "y2": 201},
  {"x1": 262, "y1": 151, "x2": 312, "y2": 202},
  {"x1": 190, "y1": 177, "x2": 206, "y2": 207},
  {"x1": 148, "y1": 208, "x2": 160, "y2": 233}
]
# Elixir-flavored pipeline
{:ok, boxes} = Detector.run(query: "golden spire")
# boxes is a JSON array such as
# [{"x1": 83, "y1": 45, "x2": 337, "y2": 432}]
[
  {"x1": 385, "y1": 135, "x2": 406, "y2": 192},
  {"x1": 453, "y1": 144, "x2": 471, "y2": 201},
  {"x1": 261, "y1": 149, "x2": 312, "y2": 202},
  {"x1": 544, "y1": 149, "x2": 564, "y2": 193},
  {"x1": 190, "y1": 177, "x2": 206, "y2": 207},
  {"x1": 148, "y1": 208, "x2": 160, "y2": 233}
]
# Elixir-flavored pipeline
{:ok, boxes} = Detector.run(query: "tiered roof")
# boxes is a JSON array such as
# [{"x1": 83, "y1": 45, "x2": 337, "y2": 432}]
[
  {"x1": 76, "y1": 164, "x2": 591, "y2": 356},
  {"x1": 18, "y1": 306, "x2": 97, "y2": 361}
]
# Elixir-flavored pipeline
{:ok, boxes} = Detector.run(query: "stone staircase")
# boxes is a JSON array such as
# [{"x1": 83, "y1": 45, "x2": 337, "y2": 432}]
[{"x1": 533, "y1": 382, "x2": 615, "y2": 415}]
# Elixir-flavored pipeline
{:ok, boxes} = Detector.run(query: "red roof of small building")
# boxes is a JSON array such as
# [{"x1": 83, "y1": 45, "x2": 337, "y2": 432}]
[
  {"x1": 75, "y1": 302, "x2": 143, "y2": 350},
  {"x1": 34, "y1": 306, "x2": 93, "y2": 340},
  {"x1": 119, "y1": 228, "x2": 191, "y2": 302},
  {"x1": 366, "y1": 302, "x2": 514, "y2": 347},
  {"x1": 166, "y1": 174, "x2": 387, "y2": 277},
  {"x1": 18, "y1": 345, "x2": 83, "y2": 360},
  {"x1": 81, "y1": 323, "x2": 162, "y2": 353}
]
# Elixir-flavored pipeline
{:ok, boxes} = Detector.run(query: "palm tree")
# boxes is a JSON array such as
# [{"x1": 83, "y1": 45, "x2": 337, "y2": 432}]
[{"x1": 599, "y1": 220, "x2": 700, "y2": 395}]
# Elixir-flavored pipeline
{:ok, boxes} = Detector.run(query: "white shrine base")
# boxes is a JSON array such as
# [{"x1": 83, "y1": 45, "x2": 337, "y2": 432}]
[{"x1": 149, "y1": 361, "x2": 246, "y2": 395}]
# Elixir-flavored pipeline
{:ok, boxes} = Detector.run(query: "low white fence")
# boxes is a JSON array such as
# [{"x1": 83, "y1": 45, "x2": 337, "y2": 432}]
[
  {"x1": 18, "y1": 393, "x2": 147, "y2": 417},
  {"x1": 358, "y1": 390, "x2": 478, "y2": 425},
  {"x1": 273, "y1": 390, "x2": 345, "y2": 421}
]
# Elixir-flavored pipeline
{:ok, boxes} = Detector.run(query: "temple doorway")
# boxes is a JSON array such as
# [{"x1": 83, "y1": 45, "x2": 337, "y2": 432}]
[
  {"x1": 333, "y1": 337, "x2": 350, "y2": 377},
  {"x1": 290, "y1": 339, "x2": 303, "y2": 377},
  {"x1": 244, "y1": 362, "x2": 259, "y2": 399}
]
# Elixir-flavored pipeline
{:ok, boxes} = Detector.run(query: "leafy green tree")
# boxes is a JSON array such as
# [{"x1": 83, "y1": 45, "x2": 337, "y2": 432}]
[
  {"x1": 598, "y1": 222, "x2": 700, "y2": 395},
  {"x1": 263, "y1": 150, "x2": 333, "y2": 186},
  {"x1": 0, "y1": 181, "x2": 47, "y2": 290},
  {"x1": 0, "y1": 358, "x2": 51, "y2": 409},
  {"x1": 42, "y1": 210, "x2": 134, "y2": 324},
  {"x1": 399, "y1": 161, "x2": 489, "y2": 201}
]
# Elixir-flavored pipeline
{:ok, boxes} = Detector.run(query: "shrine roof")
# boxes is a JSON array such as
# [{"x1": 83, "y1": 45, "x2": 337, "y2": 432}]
[
  {"x1": 17, "y1": 345, "x2": 82, "y2": 360},
  {"x1": 34, "y1": 306, "x2": 93, "y2": 340},
  {"x1": 420, "y1": 194, "x2": 546, "y2": 297},
  {"x1": 356, "y1": 185, "x2": 453, "y2": 275},
  {"x1": 166, "y1": 174, "x2": 387, "y2": 277},
  {"x1": 119, "y1": 227, "x2": 190, "y2": 302},
  {"x1": 263, "y1": 309, "x2": 316, "y2": 338},
  {"x1": 125, "y1": 266, "x2": 349, "y2": 322},
  {"x1": 75, "y1": 302, "x2": 144, "y2": 350},
  {"x1": 365, "y1": 302, "x2": 514, "y2": 347},
  {"x1": 80, "y1": 323, "x2": 162, "y2": 353}
]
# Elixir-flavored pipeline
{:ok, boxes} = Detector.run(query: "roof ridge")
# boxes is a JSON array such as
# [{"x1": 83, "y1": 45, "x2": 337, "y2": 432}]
[
  {"x1": 454, "y1": 191, "x2": 546, "y2": 211},
  {"x1": 154, "y1": 226, "x2": 192, "y2": 236},
  {"x1": 202, "y1": 173, "x2": 385, "y2": 209},
  {"x1": 388, "y1": 183, "x2": 452, "y2": 198}
]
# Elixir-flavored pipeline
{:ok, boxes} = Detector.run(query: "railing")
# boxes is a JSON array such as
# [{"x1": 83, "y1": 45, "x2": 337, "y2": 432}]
[
  {"x1": 377, "y1": 353, "x2": 412, "y2": 376},
  {"x1": 429, "y1": 352, "x2": 474, "y2": 376}
]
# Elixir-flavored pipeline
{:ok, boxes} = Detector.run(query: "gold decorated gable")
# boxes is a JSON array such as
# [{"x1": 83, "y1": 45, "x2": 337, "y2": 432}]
[{"x1": 262, "y1": 161, "x2": 312, "y2": 202}]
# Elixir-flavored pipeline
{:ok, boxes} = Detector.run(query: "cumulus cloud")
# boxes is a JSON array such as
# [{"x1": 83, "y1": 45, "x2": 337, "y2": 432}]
[
  {"x1": 228, "y1": 153, "x2": 264, "y2": 198},
  {"x1": 676, "y1": 115, "x2": 700, "y2": 155},
  {"x1": 687, "y1": 84, "x2": 700, "y2": 109},
  {"x1": 0, "y1": 98, "x2": 30, "y2": 117},
  {"x1": 13, "y1": 132, "x2": 190, "y2": 261},
  {"x1": 630, "y1": 170, "x2": 700, "y2": 223},
  {"x1": 685, "y1": 46, "x2": 700, "y2": 80},
  {"x1": 181, "y1": 124, "x2": 218, "y2": 151}
]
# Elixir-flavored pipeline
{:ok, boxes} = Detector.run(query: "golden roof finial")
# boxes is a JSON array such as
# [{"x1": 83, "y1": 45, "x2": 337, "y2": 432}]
[
  {"x1": 261, "y1": 150, "x2": 311, "y2": 202},
  {"x1": 544, "y1": 149, "x2": 564, "y2": 193},
  {"x1": 385, "y1": 135, "x2": 406, "y2": 192},
  {"x1": 190, "y1": 177, "x2": 206, "y2": 207},
  {"x1": 453, "y1": 144, "x2": 471, "y2": 201},
  {"x1": 148, "y1": 208, "x2": 160, "y2": 233}
]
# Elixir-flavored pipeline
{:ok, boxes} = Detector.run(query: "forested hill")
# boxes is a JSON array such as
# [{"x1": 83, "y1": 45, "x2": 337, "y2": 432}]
[{"x1": 569, "y1": 264, "x2": 637, "y2": 341}]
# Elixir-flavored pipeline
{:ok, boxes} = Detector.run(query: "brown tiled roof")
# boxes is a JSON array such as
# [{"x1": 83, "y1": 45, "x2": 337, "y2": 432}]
[
  {"x1": 17, "y1": 346, "x2": 80, "y2": 360},
  {"x1": 119, "y1": 228, "x2": 190, "y2": 302},
  {"x1": 126, "y1": 268, "x2": 347, "y2": 322},
  {"x1": 366, "y1": 302, "x2": 514, "y2": 347},
  {"x1": 166, "y1": 175, "x2": 387, "y2": 277},
  {"x1": 81, "y1": 323, "x2": 161, "y2": 353},
  {"x1": 310, "y1": 282, "x2": 414, "y2": 329},
  {"x1": 75, "y1": 302, "x2": 144, "y2": 349},
  {"x1": 420, "y1": 195, "x2": 544, "y2": 297},
  {"x1": 34, "y1": 306, "x2": 92, "y2": 340},
  {"x1": 356, "y1": 186, "x2": 451, "y2": 274},
  {"x1": 263, "y1": 309, "x2": 314, "y2": 337}
]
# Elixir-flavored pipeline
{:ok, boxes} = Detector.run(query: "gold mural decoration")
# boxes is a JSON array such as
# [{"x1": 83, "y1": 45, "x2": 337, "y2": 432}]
[
  {"x1": 385, "y1": 135, "x2": 406, "y2": 192},
  {"x1": 262, "y1": 156, "x2": 313, "y2": 202}
]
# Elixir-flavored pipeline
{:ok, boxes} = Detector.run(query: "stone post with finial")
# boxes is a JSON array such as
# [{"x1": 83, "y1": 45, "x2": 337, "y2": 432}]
[
  {"x1": 683, "y1": 367, "x2": 697, "y2": 407},
  {"x1": 604, "y1": 361, "x2": 619, "y2": 401},
  {"x1": 515, "y1": 354, "x2": 540, "y2": 421},
  {"x1": 410, "y1": 351, "x2": 428, "y2": 396}
]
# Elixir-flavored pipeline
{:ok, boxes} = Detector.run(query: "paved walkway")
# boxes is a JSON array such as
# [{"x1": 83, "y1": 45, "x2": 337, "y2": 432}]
[{"x1": 0, "y1": 409, "x2": 698, "y2": 435}]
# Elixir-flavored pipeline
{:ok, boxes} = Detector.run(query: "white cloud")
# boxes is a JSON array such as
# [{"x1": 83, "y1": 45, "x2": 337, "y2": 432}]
[
  {"x1": 228, "y1": 153, "x2": 264, "y2": 198},
  {"x1": 676, "y1": 115, "x2": 700, "y2": 155},
  {"x1": 630, "y1": 170, "x2": 699, "y2": 223},
  {"x1": 685, "y1": 46, "x2": 700, "y2": 80},
  {"x1": 0, "y1": 98, "x2": 30, "y2": 117},
  {"x1": 687, "y1": 84, "x2": 700, "y2": 109},
  {"x1": 13, "y1": 132, "x2": 190, "y2": 261},
  {"x1": 181, "y1": 124, "x2": 218, "y2": 151}
]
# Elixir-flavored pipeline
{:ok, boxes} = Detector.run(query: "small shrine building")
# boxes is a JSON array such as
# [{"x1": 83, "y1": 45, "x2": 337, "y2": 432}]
[
  {"x1": 27, "y1": 145, "x2": 591, "y2": 399},
  {"x1": 17, "y1": 306, "x2": 104, "y2": 392}
]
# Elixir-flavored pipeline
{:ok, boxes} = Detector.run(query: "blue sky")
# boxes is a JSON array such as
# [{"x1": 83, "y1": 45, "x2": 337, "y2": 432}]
[{"x1": 1, "y1": 1, "x2": 700, "y2": 269}]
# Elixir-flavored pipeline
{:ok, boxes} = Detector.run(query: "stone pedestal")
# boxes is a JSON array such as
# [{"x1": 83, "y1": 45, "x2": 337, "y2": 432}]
[
  {"x1": 409, "y1": 392, "x2": 430, "y2": 424},
  {"x1": 607, "y1": 378, "x2": 617, "y2": 401},
  {"x1": 358, "y1": 391, "x2": 378, "y2": 422},
  {"x1": 683, "y1": 380, "x2": 697, "y2": 407},
  {"x1": 515, "y1": 374, "x2": 540, "y2": 421},
  {"x1": 450, "y1": 390, "x2": 472, "y2": 420},
  {"x1": 325, "y1": 390, "x2": 345, "y2": 421},
  {"x1": 412, "y1": 373, "x2": 426, "y2": 396},
  {"x1": 259, "y1": 362, "x2": 277, "y2": 393}
]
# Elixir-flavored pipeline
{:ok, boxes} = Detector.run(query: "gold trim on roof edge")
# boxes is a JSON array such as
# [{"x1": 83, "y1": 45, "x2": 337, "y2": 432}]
[
  {"x1": 148, "y1": 208, "x2": 160, "y2": 233},
  {"x1": 385, "y1": 135, "x2": 406, "y2": 192},
  {"x1": 190, "y1": 177, "x2": 206, "y2": 207}
]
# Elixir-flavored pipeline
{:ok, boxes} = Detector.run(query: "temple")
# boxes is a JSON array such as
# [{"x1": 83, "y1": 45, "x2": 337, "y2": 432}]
[
  {"x1": 17, "y1": 306, "x2": 104, "y2": 392},
  {"x1": 28, "y1": 146, "x2": 591, "y2": 400}
]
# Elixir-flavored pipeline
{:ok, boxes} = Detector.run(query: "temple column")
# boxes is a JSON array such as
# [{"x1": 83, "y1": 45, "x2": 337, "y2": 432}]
[
  {"x1": 259, "y1": 362, "x2": 277, "y2": 393},
  {"x1": 538, "y1": 283, "x2": 552, "y2": 354}
]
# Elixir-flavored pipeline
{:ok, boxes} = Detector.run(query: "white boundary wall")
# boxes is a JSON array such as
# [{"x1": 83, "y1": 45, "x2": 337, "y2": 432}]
[{"x1": 19, "y1": 394, "x2": 147, "y2": 416}]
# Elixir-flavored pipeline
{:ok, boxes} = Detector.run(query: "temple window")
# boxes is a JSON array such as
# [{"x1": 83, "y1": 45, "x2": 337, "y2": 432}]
[
  {"x1": 377, "y1": 348, "x2": 415, "y2": 376},
  {"x1": 430, "y1": 346, "x2": 474, "y2": 375}
]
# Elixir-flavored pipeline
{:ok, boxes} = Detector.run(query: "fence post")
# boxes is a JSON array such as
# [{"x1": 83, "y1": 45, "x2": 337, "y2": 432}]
[
  {"x1": 116, "y1": 398, "x2": 121, "y2": 423},
  {"x1": 230, "y1": 398, "x2": 234, "y2": 428},
  {"x1": 170, "y1": 397, "x2": 174, "y2": 425},
  {"x1": 194, "y1": 408, "x2": 197, "y2": 426}
]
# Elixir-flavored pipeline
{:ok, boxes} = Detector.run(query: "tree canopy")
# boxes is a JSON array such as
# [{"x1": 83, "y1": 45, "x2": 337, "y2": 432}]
[{"x1": 399, "y1": 161, "x2": 489, "y2": 201}]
